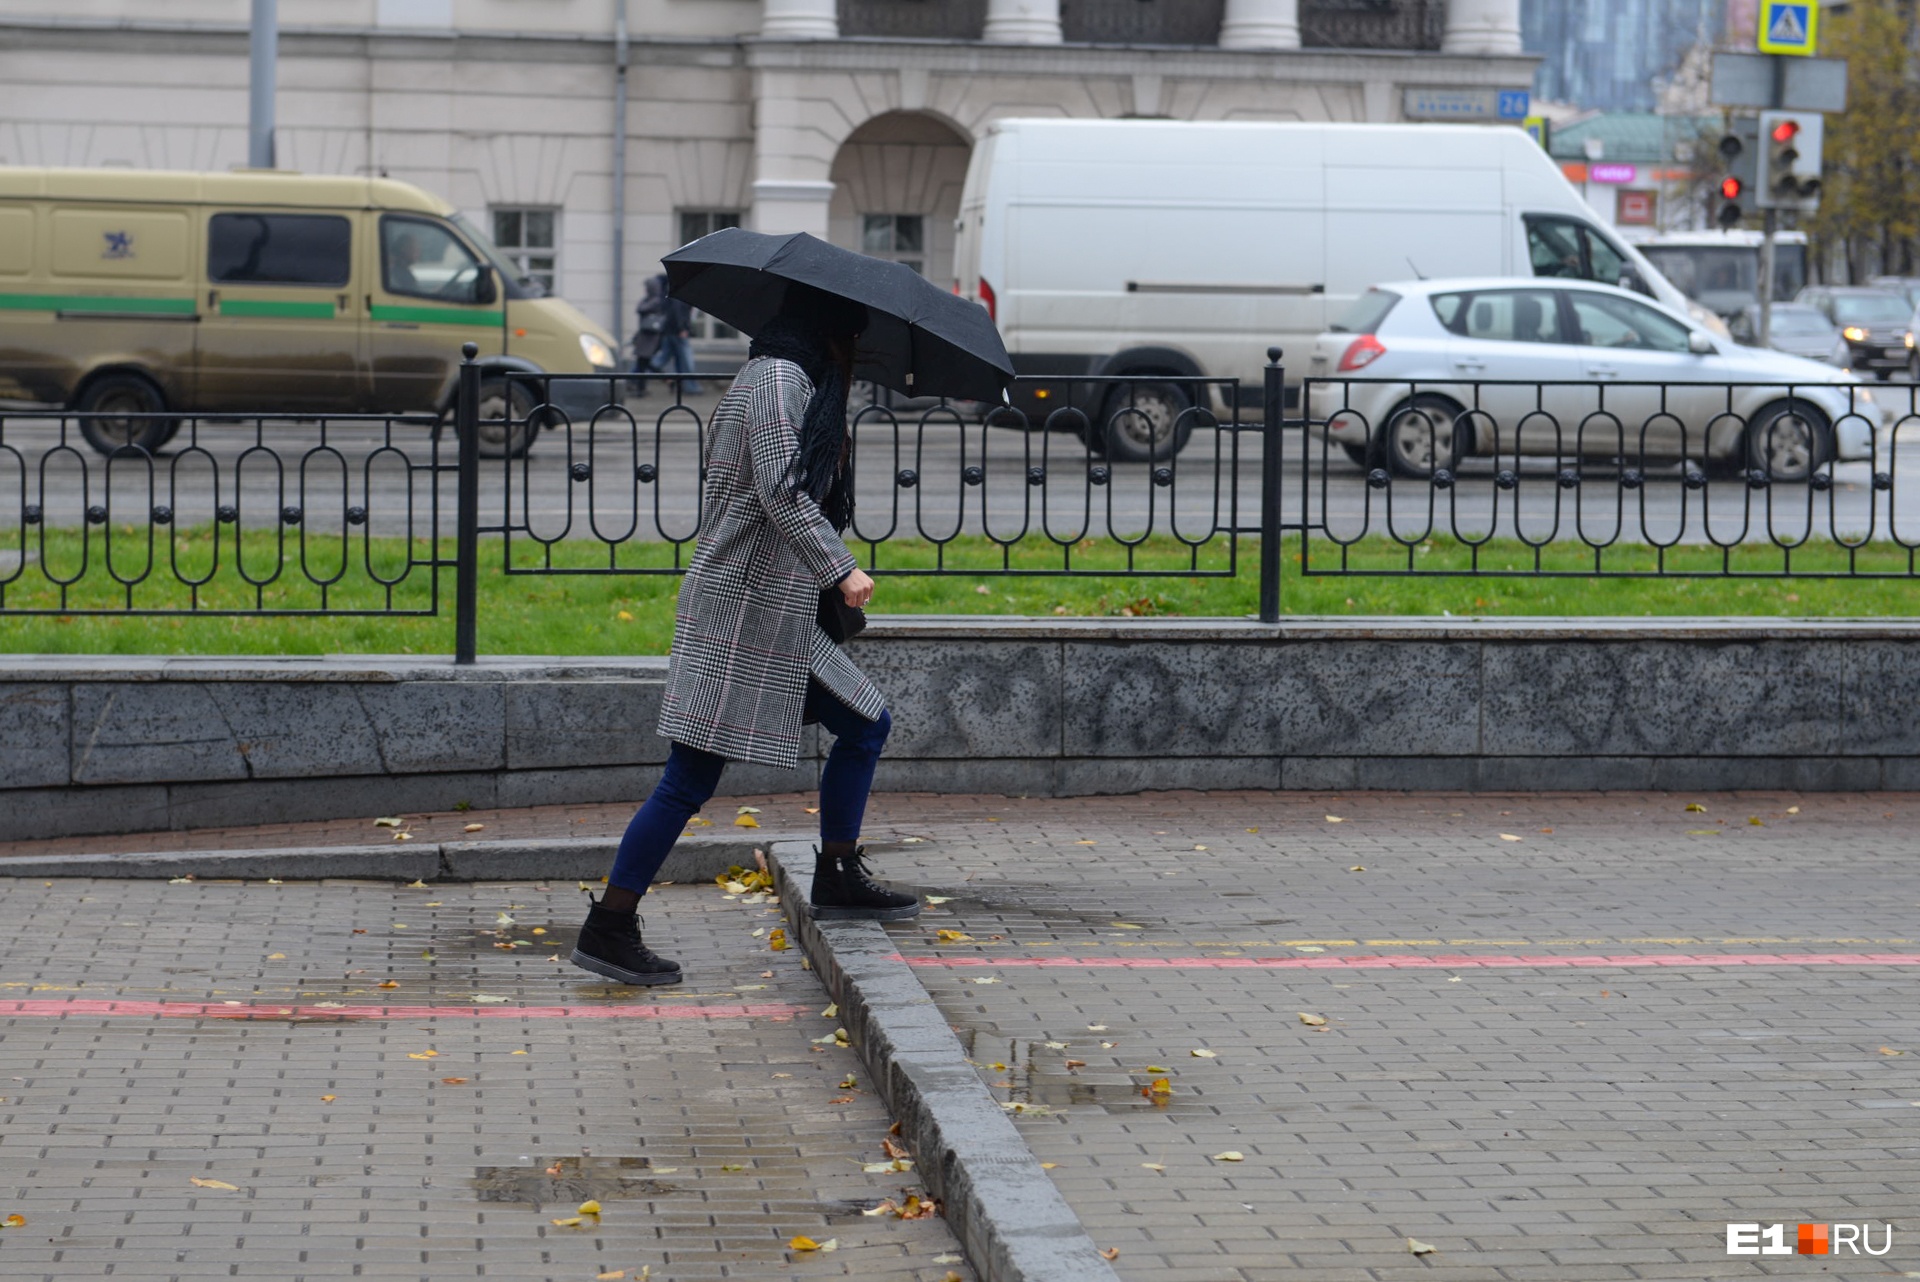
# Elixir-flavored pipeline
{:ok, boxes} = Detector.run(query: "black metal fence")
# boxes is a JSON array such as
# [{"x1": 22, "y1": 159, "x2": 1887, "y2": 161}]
[{"x1": 5, "y1": 346, "x2": 1920, "y2": 659}]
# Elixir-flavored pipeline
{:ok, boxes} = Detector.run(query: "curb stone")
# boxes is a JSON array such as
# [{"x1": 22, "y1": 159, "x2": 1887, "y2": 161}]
[
  {"x1": 0, "y1": 834, "x2": 794, "y2": 883},
  {"x1": 768, "y1": 841, "x2": 1123, "y2": 1282}
]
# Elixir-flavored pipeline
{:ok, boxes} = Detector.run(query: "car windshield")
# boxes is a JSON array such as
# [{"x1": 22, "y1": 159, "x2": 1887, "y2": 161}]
[
  {"x1": 449, "y1": 212, "x2": 541, "y2": 299},
  {"x1": 1832, "y1": 294, "x2": 1911, "y2": 324},
  {"x1": 1767, "y1": 308, "x2": 1833, "y2": 338},
  {"x1": 1330, "y1": 289, "x2": 1400, "y2": 334}
]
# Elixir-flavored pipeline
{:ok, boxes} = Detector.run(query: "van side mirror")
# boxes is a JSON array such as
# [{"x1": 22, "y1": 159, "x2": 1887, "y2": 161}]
[
  {"x1": 1687, "y1": 330, "x2": 1715, "y2": 355},
  {"x1": 474, "y1": 268, "x2": 498, "y2": 306}
]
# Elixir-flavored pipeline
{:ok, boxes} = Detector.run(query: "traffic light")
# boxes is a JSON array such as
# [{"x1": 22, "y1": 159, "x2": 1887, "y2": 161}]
[
  {"x1": 1757, "y1": 110, "x2": 1823, "y2": 211},
  {"x1": 1714, "y1": 119, "x2": 1758, "y2": 229}
]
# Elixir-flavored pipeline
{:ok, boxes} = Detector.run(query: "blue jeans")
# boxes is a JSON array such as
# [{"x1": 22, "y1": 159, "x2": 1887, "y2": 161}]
[
  {"x1": 648, "y1": 334, "x2": 700, "y2": 393},
  {"x1": 607, "y1": 684, "x2": 892, "y2": 895}
]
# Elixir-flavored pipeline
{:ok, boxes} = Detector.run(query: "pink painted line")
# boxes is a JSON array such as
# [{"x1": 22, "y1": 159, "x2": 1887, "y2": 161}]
[
  {"x1": 0, "y1": 999, "x2": 808, "y2": 1021},
  {"x1": 899, "y1": 952, "x2": 1920, "y2": 972}
]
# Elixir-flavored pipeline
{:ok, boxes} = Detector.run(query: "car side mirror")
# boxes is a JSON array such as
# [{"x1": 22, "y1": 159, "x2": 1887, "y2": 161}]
[
  {"x1": 474, "y1": 268, "x2": 498, "y2": 306},
  {"x1": 1687, "y1": 331, "x2": 1715, "y2": 355}
]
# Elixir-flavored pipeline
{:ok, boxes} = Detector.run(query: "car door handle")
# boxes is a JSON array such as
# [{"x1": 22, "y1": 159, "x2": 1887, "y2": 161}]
[
  {"x1": 1586, "y1": 365, "x2": 1620, "y2": 378},
  {"x1": 1453, "y1": 359, "x2": 1487, "y2": 373}
]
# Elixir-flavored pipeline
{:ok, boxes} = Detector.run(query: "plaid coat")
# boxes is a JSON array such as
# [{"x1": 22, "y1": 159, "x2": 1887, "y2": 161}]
[{"x1": 656, "y1": 356, "x2": 886, "y2": 768}]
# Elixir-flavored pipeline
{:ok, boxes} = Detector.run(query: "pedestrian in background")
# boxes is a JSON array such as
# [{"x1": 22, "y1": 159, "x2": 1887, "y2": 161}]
[
  {"x1": 571, "y1": 282, "x2": 919, "y2": 986},
  {"x1": 628, "y1": 273, "x2": 667, "y2": 396},
  {"x1": 647, "y1": 279, "x2": 702, "y2": 395}
]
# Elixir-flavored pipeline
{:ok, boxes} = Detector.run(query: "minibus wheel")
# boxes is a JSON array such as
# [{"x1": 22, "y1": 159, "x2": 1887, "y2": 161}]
[
  {"x1": 475, "y1": 377, "x2": 538, "y2": 458},
  {"x1": 75, "y1": 373, "x2": 171, "y2": 456},
  {"x1": 1098, "y1": 380, "x2": 1193, "y2": 463}
]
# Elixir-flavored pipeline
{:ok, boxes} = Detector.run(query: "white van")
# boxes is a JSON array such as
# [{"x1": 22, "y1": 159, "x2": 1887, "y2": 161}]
[{"x1": 954, "y1": 118, "x2": 1704, "y2": 460}]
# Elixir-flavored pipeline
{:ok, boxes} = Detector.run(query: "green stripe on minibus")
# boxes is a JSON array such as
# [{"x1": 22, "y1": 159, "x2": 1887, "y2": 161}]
[
  {"x1": 370, "y1": 305, "x2": 503, "y2": 328},
  {"x1": 0, "y1": 293, "x2": 197, "y2": 315},
  {"x1": 218, "y1": 299, "x2": 338, "y2": 319}
]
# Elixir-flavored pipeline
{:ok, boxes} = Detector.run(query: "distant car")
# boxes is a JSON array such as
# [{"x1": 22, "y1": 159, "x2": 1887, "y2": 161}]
[
  {"x1": 1793, "y1": 285, "x2": 1913, "y2": 380},
  {"x1": 1727, "y1": 303, "x2": 1848, "y2": 367},
  {"x1": 1305, "y1": 277, "x2": 1878, "y2": 482},
  {"x1": 1869, "y1": 276, "x2": 1920, "y2": 378}
]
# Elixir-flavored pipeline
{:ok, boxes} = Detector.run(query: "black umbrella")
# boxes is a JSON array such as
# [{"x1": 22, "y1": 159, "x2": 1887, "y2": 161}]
[{"x1": 661, "y1": 228, "x2": 1013, "y2": 403}]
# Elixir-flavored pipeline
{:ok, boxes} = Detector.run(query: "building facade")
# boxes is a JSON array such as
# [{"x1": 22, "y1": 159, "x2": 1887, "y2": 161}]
[{"x1": 0, "y1": 0, "x2": 1533, "y2": 351}]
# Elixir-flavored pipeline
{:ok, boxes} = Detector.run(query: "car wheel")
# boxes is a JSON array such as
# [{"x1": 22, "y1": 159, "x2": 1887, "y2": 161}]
[
  {"x1": 473, "y1": 378, "x2": 539, "y2": 459},
  {"x1": 1098, "y1": 380, "x2": 1194, "y2": 463},
  {"x1": 75, "y1": 373, "x2": 170, "y2": 455},
  {"x1": 1379, "y1": 394, "x2": 1467, "y2": 479},
  {"x1": 1744, "y1": 400, "x2": 1831, "y2": 482}
]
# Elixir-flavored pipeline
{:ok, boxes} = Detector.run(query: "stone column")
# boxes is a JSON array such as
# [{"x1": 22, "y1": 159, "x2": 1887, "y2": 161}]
[
  {"x1": 751, "y1": 179, "x2": 836, "y2": 238},
  {"x1": 1441, "y1": 0, "x2": 1523, "y2": 55},
  {"x1": 1218, "y1": 0, "x2": 1300, "y2": 50},
  {"x1": 983, "y1": 0, "x2": 1062, "y2": 44},
  {"x1": 761, "y1": 0, "x2": 836, "y2": 39}
]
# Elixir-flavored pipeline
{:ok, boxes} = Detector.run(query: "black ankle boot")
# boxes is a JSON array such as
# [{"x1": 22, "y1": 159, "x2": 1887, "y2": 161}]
[
  {"x1": 571, "y1": 897, "x2": 682, "y2": 985},
  {"x1": 810, "y1": 846, "x2": 921, "y2": 922}
]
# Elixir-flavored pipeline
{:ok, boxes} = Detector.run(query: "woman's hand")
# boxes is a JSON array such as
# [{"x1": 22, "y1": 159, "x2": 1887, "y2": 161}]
[{"x1": 839, "y1": 567, "x2": 875, "y2": 609}]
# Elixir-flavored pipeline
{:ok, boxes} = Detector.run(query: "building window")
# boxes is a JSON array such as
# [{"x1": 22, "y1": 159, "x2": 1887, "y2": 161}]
[
  {"x1": 862, "y1": 214, "x2": 924, "y2": 275},
  {"x1": 491, "y1": 207, "x2": 557, "y2": 296},
  {"x1": 677, "y1": 210, "x2": 743, "y2": 338}
]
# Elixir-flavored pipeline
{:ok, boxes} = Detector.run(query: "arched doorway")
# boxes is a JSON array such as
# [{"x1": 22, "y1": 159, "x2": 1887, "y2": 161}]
[{"x1": 828, "y1": 111, "x2": 974, "y2": 289}]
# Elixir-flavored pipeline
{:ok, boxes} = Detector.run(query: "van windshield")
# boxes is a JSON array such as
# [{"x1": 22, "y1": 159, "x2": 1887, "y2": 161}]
[
  {"x1": 1330, "y1": 289, "x2": 1400, "y2": 334},
  {"x1": 449, "y1": 213, "x2": 541, "y2": 300}
]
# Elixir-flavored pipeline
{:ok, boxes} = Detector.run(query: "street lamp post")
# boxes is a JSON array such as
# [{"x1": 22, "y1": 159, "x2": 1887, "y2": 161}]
[{"x1": 248, "y1": 0, "x2": 277, "y2": 169}]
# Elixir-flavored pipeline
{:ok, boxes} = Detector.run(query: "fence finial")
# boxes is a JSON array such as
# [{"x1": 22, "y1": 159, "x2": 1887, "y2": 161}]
[
  {"x1": 461, "y1": 341, "x2": 479, "y2": 362},
  {"x1": 1266, "y1": 347, "x2": 1283, "y2": 365}
]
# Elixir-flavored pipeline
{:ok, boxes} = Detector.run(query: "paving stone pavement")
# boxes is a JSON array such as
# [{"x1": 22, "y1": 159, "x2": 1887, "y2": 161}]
[
  {"x1": 0, "y1": 875, "x2": 974, "y2": 1282},
  {"x1": 856, "y1": 792, "x2": 1920, "y2": 1282}
]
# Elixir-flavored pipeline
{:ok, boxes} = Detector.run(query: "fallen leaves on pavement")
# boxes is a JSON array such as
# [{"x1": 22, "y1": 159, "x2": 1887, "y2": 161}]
[
  {"x1": 189, "y1": 1177, "x2": 239, "y2": 1190},
  {"x1": 1408, "y1": 1237, "x2": 1438, "y2": 1255},
  {"x1": 1211, "y1": 1151, "x2": 1243, "y2": 1162},
  {"x1": 1298, "y1": 1013, "x2": 1328, "y2": 1027}
]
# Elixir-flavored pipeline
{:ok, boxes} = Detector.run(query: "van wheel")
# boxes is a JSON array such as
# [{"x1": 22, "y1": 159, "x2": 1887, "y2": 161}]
[
  {"x1": 474, "y1": 378, "x2": 538, "y2": 458},
  {"x1": 75, "y1": 373, "x2": 171, "y2": 455},
  {"x1": 1099, "y1": 380, "x2": 1193, "y2": 463},
  {"x1": 1379, "y1": 394, "x2": 1467, "y2": 479},
  {"x1": 1744, "y1": 400, "x2": 1830, "y2": 483}
]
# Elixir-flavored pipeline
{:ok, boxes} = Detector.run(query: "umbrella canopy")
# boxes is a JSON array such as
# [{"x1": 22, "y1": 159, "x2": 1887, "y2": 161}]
[{"x1": 661, "y1": 228, "x2": 1013, "y2": 403}]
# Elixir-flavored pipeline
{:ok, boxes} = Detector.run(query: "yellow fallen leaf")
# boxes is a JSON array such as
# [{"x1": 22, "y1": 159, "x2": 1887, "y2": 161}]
[
  {"x1": 1298, "y1": 1013, "x2": 1327, "y2": 1026},
  {"x1": 1408, "y1": 1237, "x2": 1438, "y2": 1255},
  {"x1": 1325, "y1": 815, "x2": 1344, "y2": 823},
  {"x1": 598, "y1": 1272, "x2": 627, "y2": 1279},
  {"x1": 768, "y1": 929, "x2": 789, "y2": 951},
  {"x1": 1880, "y1": 1047, "x2": 1905, "y2": 1056},
  {"x1": 751, "y1": 928, "x2": 765, "y2": 937},
  {"x1": 374, "y1": 816, "x2": 404, "y2": 827},
  {"x1": 168, "y1": 876, "x2": 194, "y2": 884},
  {"x1": 440, "y1": 1077, "x2": 469, "y2": 1085},
  {"x1": 1075, "y1": 839, "x2": 1097, "y2": 845},
  {"x1": 924, "y1": 895, "x2": 952, "y2": 904},
  {"x1": 1749, "y1": 816, "x2": 1765, "y2": 826},
  {"x1": 616, "y1": 610, "x2": 634, "y2": 622},
  {"x1": 1245, "y1": 827, "x2": 1260, "y2": 833},
  {"x1": 511, "y1": 1050, "x2": 528, "y2": 1055},
  {"x1": 1686, "y1": 829, "x2": 1720, "y2": 835},
  {"x1": 1192, "y1": 844, "x2": 1208, "y2": 852},
  {"x1": 407, "y1": 1050, "x2": 439, "y2": 1059},
  {"x1": 737, "y1": 806, "x2": 761, "y2": 814},
  {"x1": 189, "y1": 1177, "x2": 239, "y2": 1190},
  {"x1": 1100, "y1": 1247, "x2": 1121, "y2": 1261},
  {"x1": 1348, "y1": 865, "x2": 1366, "y2": 872},
  {"x1": 1498, "y1": 833, "x2": 1522, "y2": 842},
  {"x1": 393, "y1": 832, "x2": 413, "y2": 842},
  {"x1": 550, "y1": 1216, "x2": 584, "y2": 1227},
  {"x1": 788, "y1": 1236, "x2": 820, "y2": 1251},
  {"x1": 735, "y1": 813, "x2": 760, "y2": 828},
  {"x1": 839, "y1": 1075, "x2": 858, "y2": 1089},
  {"x1": 267, "y1": 953, "x2": 286, "y2": 960},
  {"x1": 935, "y1": 929, "x2": 974, "y2": 943},
  {"x1": 1684, "y1": 802, "x2": 1706, "y2": 812},
  {"x1": 377, "y1": 980, "x2": 399, "y2": 989},
  {"x1": 578, "y1": 1199, "x2": 601, "y2": 1215},
  {"x1": 2, "y1": 1213, "x2": 25, "y2": 1227},
  {"x1": 320, "y1": 1095, "x2": 336, "y2": 1102},
  {"x1": 1191, "y1": 1048, "x2": 1216, "y2": 1058},
  {"x1": 464, "y1": 823, "x2": 485, "y2": 832},
  {"x1": 720, "y1": 1164, "x2": 747, "y2": 1172},
  {"x1": 1148, "y1": 1078, "x2": 1172, "y2": 1096},
  {"x1": 1211, "y1": 1151, "x2": 1243, "y2": 1162},
  {"x1": 687, "y1": 817, "x2": 712, "y2": 827},
  {"x1": 1144, "y1": 1064, "x2": 1170, "y2": 1072},
  {"x1": 803, "y1": 806, "x2": 820, "y2": 814},
  {"x1": 1141, "y1": 1162, "x2": 1165, "y2": 1171},
  {"x1": 969, "y1": 976, "x2": 1000, "y2": 984},
  {"x1": 821, "y1": 1003, "x2": 838, "y2": 1018}
]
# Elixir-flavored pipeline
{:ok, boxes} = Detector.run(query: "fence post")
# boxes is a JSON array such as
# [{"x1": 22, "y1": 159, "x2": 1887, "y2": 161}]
[
  {"x1": 1258, "y1": 346, "x2": 1283, "y2": 625},
  {"x1": 453, "y1": 342, "x2": 481, "y2": 665}
]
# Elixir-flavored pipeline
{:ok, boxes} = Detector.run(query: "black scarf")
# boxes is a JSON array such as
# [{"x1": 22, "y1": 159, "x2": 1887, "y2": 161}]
[{"x1": 749, "y1": 315, "x2": 852, "y2": 531}]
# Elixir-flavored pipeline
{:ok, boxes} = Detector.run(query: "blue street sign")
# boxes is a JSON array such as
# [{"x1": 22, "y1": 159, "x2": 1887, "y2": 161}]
[
  {"x1": 1497, "y1": 90, "x2": 1530, "y2": 120},
  {"x1": 1758, "y1": 0, "x2": 1818, "y2": 56}
]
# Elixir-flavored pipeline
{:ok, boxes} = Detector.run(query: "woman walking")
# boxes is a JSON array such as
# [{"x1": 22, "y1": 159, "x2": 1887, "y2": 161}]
[{"x1": 572, "y1": 283, "x2": 919, "y2": 987}]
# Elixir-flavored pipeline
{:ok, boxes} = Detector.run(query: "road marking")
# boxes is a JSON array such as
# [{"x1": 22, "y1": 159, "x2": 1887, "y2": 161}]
[
  {"x1": 900, "y1": 952, "x2": 1920, "y2": 972},
  {"x1": 0, "y1": 999, "x2": 807, "y2": 1021}
]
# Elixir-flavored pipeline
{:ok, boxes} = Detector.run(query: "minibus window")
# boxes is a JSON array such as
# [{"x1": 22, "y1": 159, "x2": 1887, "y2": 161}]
[
  {"x1": 208, "y1": 213, "x2": 351, "y2": 286},
  {"x1": 381, "y1": 216, "x2": 489, "y2": 304}
]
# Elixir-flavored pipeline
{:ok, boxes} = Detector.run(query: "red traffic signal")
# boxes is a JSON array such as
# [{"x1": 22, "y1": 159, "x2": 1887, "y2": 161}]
[
  {"x1": 1770, "y1": 118, "x2": 1800, "y2": 144},
  {"x1": 1720, "y1": 176, "x2": 1743, "y2": 200}
]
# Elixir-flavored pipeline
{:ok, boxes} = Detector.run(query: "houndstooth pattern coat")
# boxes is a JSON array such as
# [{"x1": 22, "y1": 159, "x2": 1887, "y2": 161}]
[{"x1": 656, "y1": 356, "x2": 885, "y2": 769}]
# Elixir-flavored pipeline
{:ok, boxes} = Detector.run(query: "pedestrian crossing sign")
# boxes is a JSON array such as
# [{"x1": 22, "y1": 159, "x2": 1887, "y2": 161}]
[{"x1": 1758, "y1": 0, "x2": 1817, "y2": 56}]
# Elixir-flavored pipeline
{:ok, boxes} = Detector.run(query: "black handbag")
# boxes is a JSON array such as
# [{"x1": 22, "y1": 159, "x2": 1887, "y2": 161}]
[{"x1": 817, "y1": 588, "x2": 867, "y2": 644}]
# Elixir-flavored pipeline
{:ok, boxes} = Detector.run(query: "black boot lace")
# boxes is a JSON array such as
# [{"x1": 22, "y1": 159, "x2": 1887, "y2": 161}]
[{"x1": 842, "y1": 850, "x2": 883, "y2": 893}]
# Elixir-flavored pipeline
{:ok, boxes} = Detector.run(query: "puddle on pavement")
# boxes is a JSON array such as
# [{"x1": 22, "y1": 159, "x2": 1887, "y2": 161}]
[
  {"x1": 959, "y1": 1029, "x2": 1210, "y2": 1115},
  {"x1": 473, "y1": 1156, "x2": 679, "y2": 1204}
]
